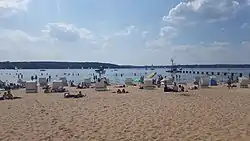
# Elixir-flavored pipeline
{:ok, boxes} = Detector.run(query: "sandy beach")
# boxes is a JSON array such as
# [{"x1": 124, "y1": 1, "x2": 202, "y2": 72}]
[{"x1": 1, "y1": 86, "x2": 250, "y2": 141}]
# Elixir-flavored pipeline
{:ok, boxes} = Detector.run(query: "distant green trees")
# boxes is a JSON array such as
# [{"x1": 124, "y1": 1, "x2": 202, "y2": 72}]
[{"x1": 0, "y1": 61, "x2": 249, "y2": 69}]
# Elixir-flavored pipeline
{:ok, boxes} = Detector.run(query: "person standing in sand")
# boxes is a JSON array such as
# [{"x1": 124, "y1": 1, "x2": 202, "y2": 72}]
[{"x1": 227, "y1": 76, "x2": 232, "y2": 89}]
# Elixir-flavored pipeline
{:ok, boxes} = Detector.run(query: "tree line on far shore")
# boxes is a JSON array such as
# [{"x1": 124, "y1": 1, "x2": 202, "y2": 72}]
[{"x1": 0, "y1": 61, "x2": 249, "y2": 69}]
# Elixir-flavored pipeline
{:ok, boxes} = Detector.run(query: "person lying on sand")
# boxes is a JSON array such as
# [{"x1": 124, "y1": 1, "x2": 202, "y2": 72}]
[
  {"x1": 227, "y1": 84, "x2": 237, "y2": 88},
  {"x1": 0, "y1": 91, "x2": 21, "y2": 100},
  {"x1": 44, "y1": 85, "x2": 51, "y2": 93},
  {"x1": 139, "y1": 85, "x2": 144, "y2": 89},
  {"x1": 164, "y1": 84, "x2": 173, "y2": 92},
  {"x1": 173, "y1": 83, "x2": 178, "y2": 92},
  {"x1": 164, "y1": 83, "x2": 187, "y2": 92},
  {"x1": 226, "y1": 78, "x2": 237, "y2": 89},
  {"x1": 52, "y1": 86, "x2": 67, "y2": 93},
  {"x1": 178, "y1": 85, "x2": 185, "y2": 92},
  {"x1": 77, "y1": 91, "x2": 86, "y2": 97},
  {"x1": 112, "y1": 89, "x2": 129, "y2": 94},
  {"x1": 189, "y1": 85, "x2": 198, "y2": 90},
  {"x1": 77, "y1": 83, "x2": 86, "y2": 89},
  {"x1": 64, "y1": 91, "x2": 86, "y2": 98},
  {"x1": 122, "y1": 89, "x2": 129, "y2": 93},
  {"x1": 2, "y1": 91, "x2": 14, "y2": 100},
  {"x1": 117, "y1": 89, "x2": 122, "y2": 93}
]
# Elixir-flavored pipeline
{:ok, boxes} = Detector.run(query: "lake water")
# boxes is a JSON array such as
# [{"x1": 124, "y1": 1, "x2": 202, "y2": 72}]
[{"x1": 1, "y1": 68, "x2": 250, "y2": 84}]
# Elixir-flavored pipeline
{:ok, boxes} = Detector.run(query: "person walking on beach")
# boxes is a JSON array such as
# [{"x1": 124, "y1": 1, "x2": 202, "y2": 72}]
[{"x1": 227, "y1": 76, "x2": 232, "y2": 89}]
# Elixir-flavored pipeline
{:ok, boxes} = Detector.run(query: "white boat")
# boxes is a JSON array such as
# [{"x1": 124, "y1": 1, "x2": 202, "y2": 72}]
[
  {"x1": 166, "y1": 58, "x2": 182, "y2": 73},
  {"x1": 150, "y1": 64, "x2": 155, "y2": 70}
]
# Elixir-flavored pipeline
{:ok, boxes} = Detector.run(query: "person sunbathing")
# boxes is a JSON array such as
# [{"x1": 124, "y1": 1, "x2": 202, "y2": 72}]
[
  {"x1": 116, "y1": 89, "x2": 122, "y2": 93},
  {"x1": 115, "y1": 89, "x2": 129, "y2": 94},
  {"x1": 173, "y1": 83, "x2": 178, "y2": 92},
  {"x1": 3, "y1": 91, "x2": 14, "y2": 100},
  {"x1": 139, "y1": 85, "x2": 144, "y2": 89},
  {"x1": 189, "y1": 85, "x2": 198, "y2": 90},
  {"x1": 179, "y1": 85, "x2": 185, "y2": 92},
  {"x1": 122, "y1": 89, "x2": 129, "y2": 93},
  {"x1": 114, "y1": 85, "x2": 125, "y2": 88},
  {"x1": 44, "y1": 87, "x2": 50, "y2": 93},
  {"x1": 64, "y1": 91, "x2": 86, "y2": 98},
  {"x1": 76, "y1": 91, "x2": 86, "y2": 98},
  {"x1": 77, "y1": 83, "x2": 86, "y2": 89},
  {"x1": 164, "y1": 87, "x2": 173, "y2": 92},
  {"x1": 164, "y1": 84, "x2": 173, "y2": 92}
]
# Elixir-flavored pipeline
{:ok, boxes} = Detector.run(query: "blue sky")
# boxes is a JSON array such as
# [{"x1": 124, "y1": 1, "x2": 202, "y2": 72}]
[{"x1": 0, "y1": 0, "x2": 250, "y2": 65}]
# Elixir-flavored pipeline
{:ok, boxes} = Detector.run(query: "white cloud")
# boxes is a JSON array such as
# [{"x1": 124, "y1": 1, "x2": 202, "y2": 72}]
[
  {"x1": 0, "y1": 0, "x2": 250, "y2": 65},
  {"x1": 141, "y1": 31, "x2": 148, "y2": 39},
  {"x1": 163, "y1": 0, "x2": 246, "y2": 25},
  {"x1": 144, "y1": 42, "x2": 250, "y2": 64},
  {"x1": 159, "y1": 26, "x2": 177, "y2": 37},
  {"x1": 0, "y1": 0, "x2": 31, "y2": 18},
  {"x1": 0, "y1": 29, "x2": 62, "y2": 61},
  {"x1": 42, "y1": 23, "x2": 94, "y2": 42},
  {"x1": 0, "y1": 28, "x2": 119, "y2": 62},
  {"x1": 1, "y1": 22, "x2": 250, "y2": 65},
  {"x1": 180, "y1": 44, "x2": 250, "y2": 64},
  {"x1": 145, "y1": 26, "x2": 177, "y2": 50},
  {"x1": 0, "y1": 24, "x2": 148, "y2": 64},
  {"x1": 143, "y1": 0, "x2": 250, "y2": 64},
  {"x1": 241, "y1": 23, "x2": 250, "y2": 29},
  {"x1": 0, "y1": 29, "x2": 43, "y2": 42},
  {"x1": 115, "y1": 25, "x2": 137, "y2": 36}
]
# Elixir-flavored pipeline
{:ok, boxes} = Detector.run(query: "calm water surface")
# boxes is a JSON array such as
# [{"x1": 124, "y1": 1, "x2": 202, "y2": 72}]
[{"x1": 0, "y1": 68, "x2": 250, "y2": 84}]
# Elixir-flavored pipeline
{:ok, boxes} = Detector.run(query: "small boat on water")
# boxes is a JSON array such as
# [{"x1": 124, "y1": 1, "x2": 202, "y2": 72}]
[
  {"x1": 166, "y1": 58, "x2": 182, "y2": 73},
  {"x1": 150, "y1": 64, "x2": 155, "y2": 70},
  {"x1": 166, "y1": 68, "x2": 182, "y2": 73},
  {"x1": 95, "y1": 66, "x2": 106, "y2": 74}
]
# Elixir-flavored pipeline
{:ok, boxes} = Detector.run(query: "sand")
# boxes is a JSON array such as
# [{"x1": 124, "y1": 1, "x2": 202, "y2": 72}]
[{"x1": 1, "y1": 86, "x2": 250, "y2": 141}]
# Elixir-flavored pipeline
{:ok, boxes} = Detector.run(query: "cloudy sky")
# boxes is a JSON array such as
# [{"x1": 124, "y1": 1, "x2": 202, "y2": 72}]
[{"x1": 1, "y1": 0, "x2": 250, "y2": 65}]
